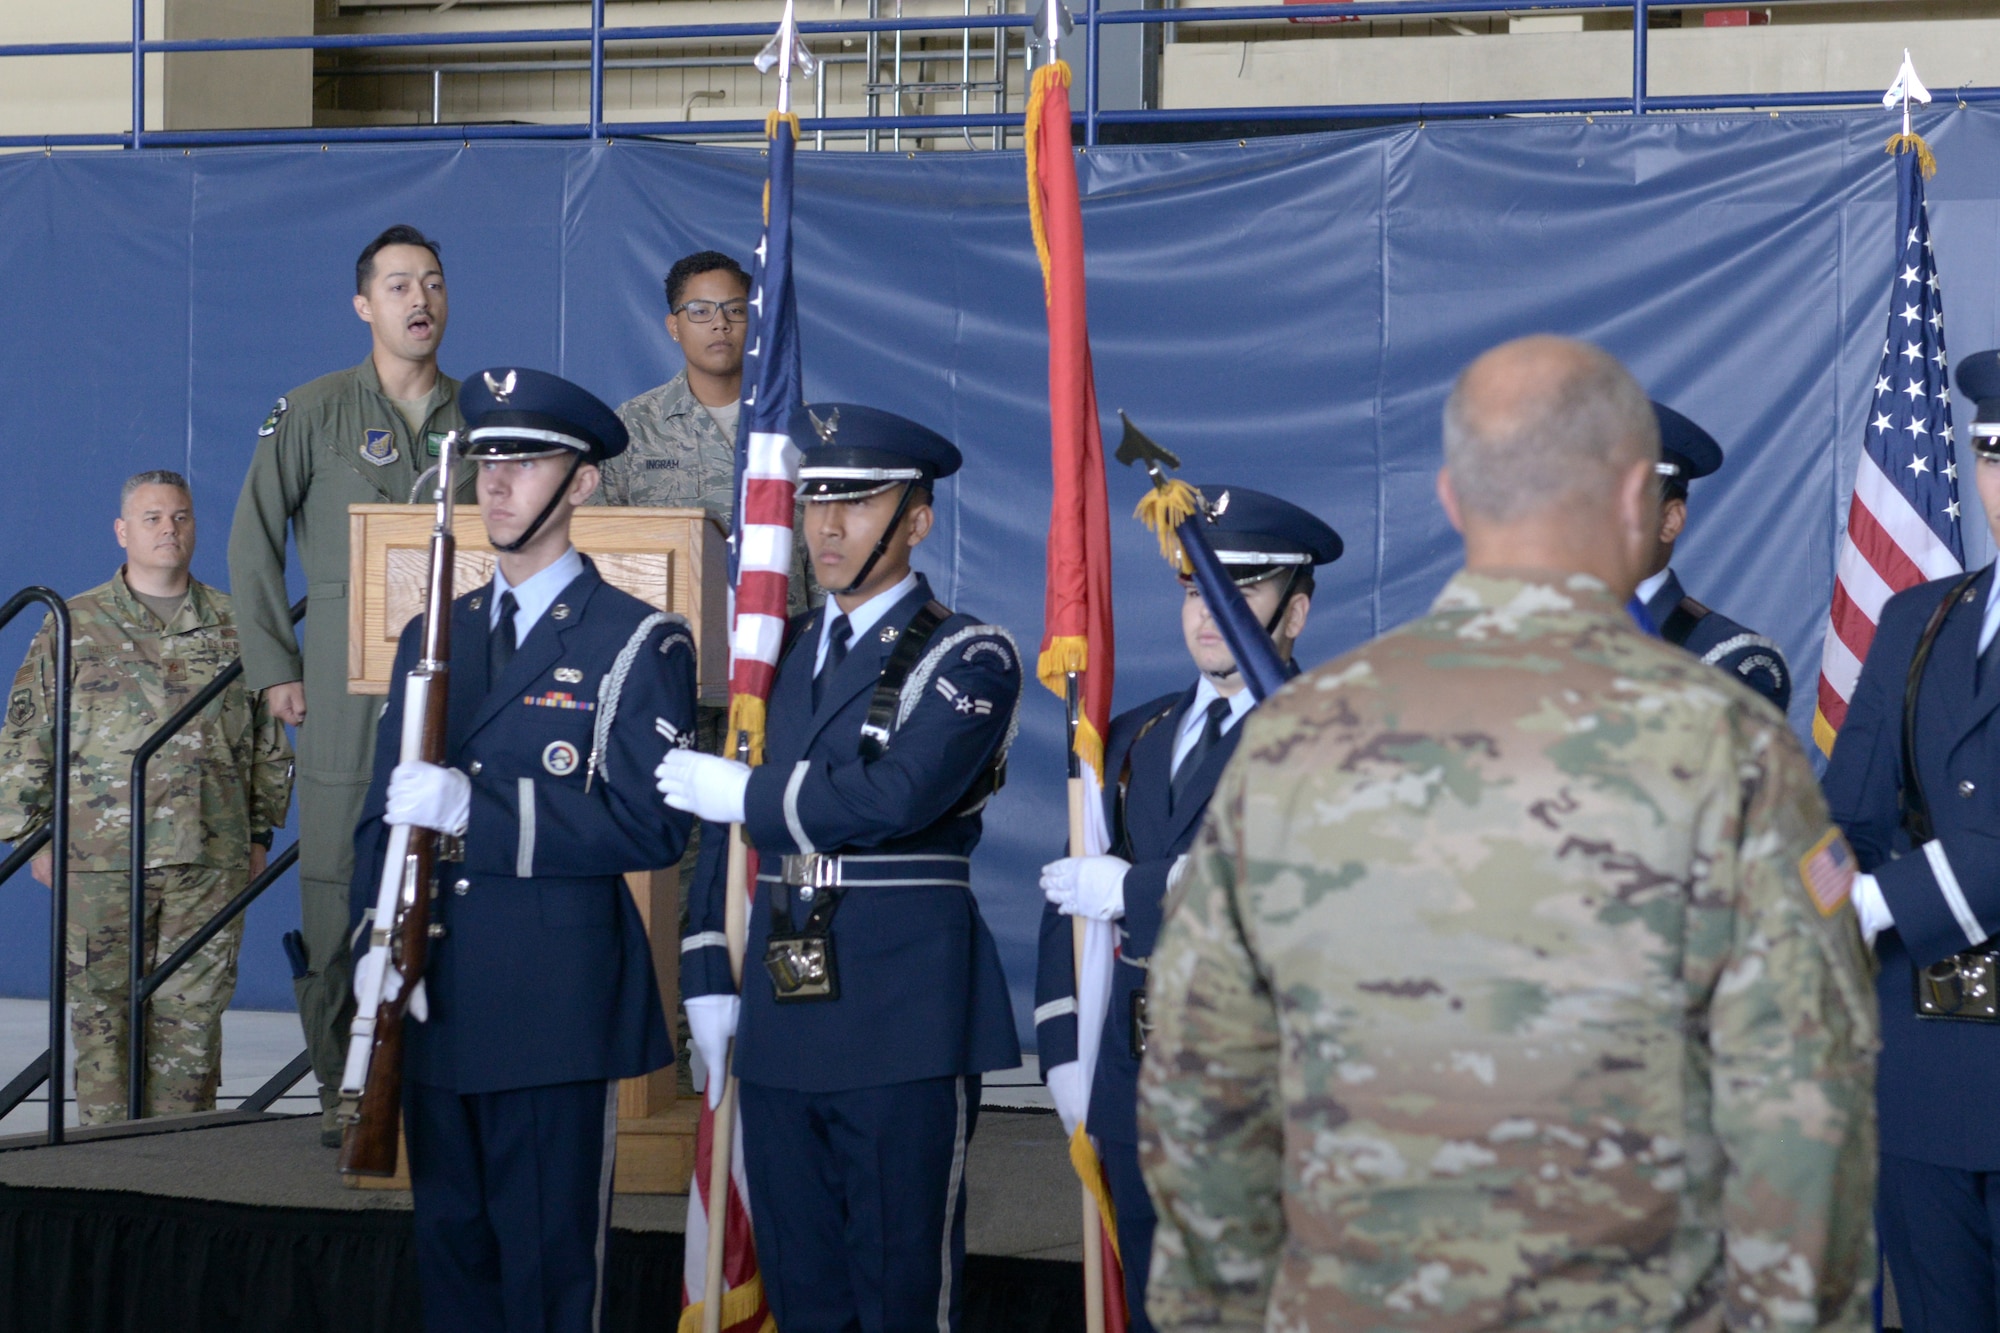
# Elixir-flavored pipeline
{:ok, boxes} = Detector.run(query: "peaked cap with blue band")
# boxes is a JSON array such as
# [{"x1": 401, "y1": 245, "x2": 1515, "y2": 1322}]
[
  {"x1": 460, "y1": 367, "x2": 629, "y2": 464},
  {"x1": 791, "y1": 402, "x2": 962, "y2": 501},
  {"x1": 1955, "y1": 349, "x2": 2000, "y2": 455},
  {"x1": 1652, "y1": 402, "x2": 1723, "y2": 487},
  {"x1": 1182, "y1": 483, "x2": 1343, "y2": 586}
]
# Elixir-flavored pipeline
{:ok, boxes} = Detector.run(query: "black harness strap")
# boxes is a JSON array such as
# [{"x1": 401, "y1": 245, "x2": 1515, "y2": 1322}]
[
  {"x1": 859, "y1": 600, "x2": 951, "y2": 759},
  {"x1": 857, "y1": 600, "x2": 1008, "y2": 816},
  {"x1": 1901, "y1": 570, "x2": 1985, "y2": 844},
  {"x1": 1659, "y1": 596, "x2": 1708, "y2": 647}
]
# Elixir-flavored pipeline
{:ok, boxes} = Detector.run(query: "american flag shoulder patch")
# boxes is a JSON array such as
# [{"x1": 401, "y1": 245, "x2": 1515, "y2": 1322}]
[{"x1": 1798, "y1": 828, "x2": 1857, "y2": 917}]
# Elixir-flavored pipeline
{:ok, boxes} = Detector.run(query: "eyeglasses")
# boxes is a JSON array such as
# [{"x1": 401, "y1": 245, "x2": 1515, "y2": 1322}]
[{"x1": 674, "y1": 299, "x2": 749, "y2": 325}]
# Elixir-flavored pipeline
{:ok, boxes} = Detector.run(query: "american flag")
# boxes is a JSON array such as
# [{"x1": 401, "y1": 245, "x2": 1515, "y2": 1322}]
[
  {"x1": 680, "y1": 99, "x2": 802, "y2": 1333},
  {"x1": 1814, "y1": 142, "x2": 1966, "y2": 755},
  {"x1": 724, "y1": 108, "x2": 805, "y2": 761}
]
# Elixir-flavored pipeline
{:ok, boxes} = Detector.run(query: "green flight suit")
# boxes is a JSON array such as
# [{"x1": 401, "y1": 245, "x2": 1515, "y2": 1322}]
[{"x1": 226, "y1": 357, "x2": 472, "y2": 1117}]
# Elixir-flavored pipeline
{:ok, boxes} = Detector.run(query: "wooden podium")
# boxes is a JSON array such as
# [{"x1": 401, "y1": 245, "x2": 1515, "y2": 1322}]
[{"x1": 345, "y1": 504, "x2": 728, "y2": 1194}]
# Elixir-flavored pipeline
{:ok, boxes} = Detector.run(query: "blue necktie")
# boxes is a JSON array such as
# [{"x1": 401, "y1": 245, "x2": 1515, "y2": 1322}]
[
  {"x1": 813, "y1": 615, "x2": 852, "y2": 710},
  {"x1": 489, "y1": 591, "x2": 518, "y2": 688},
  {"x1": 1171, "y1": 698, "x2": 1232, "y2": 813}
]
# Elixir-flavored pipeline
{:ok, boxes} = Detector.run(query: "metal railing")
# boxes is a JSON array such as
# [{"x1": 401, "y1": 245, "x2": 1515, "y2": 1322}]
[
  {"x1": 5, "y1": 0, "x2": 1998, "y2": 153},
  {"x1": 0, "y1": 591, "x2": 72, "y2": 1147},
  {"x1": 123, "y1": 598, "x2": 310, "y2": 1121}
]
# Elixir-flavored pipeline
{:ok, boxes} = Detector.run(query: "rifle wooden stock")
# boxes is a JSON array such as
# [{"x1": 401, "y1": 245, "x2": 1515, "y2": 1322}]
[{"x1": 339, "y1": 512, "x2": 455, "y2": 1178}]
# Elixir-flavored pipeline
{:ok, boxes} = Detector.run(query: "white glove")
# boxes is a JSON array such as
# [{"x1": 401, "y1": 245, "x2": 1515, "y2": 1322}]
[
  {"x1": 1045, "y1": 1060, "x2": 1088, "y2": 1137},
  {"x1": 685, "y1": 994, "x2": 741, "y2": 1109},
  {"x1": 386, "y1": 761, "x2": 470, "y2": 836},
  {"x1": 656, "y1": 750, "x2": 751, "y2": 825},
  {"x1": 1853, "y1": 871, "x2": 1893, "y2": 948},
  {"x1": 1041, "y1": 855, "x2": 1131, "y2": 921}
]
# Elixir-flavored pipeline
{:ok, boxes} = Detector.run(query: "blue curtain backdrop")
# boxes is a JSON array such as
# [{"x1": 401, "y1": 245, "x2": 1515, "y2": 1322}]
[{"x1": 1, "y1": 105, "x2": 1995, "y2": 1036}]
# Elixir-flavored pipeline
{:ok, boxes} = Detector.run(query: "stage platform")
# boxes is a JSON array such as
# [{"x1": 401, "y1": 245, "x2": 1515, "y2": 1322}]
[{"x1": 0, "y1": 1107, "x2": 1086, "y2": 1333}]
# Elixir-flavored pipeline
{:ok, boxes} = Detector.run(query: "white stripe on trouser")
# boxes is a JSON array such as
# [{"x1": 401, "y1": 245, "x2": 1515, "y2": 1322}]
[
  {"x1": 1924, "y1": 839, "x2": 1990, "y2": 947},
  {"x1": 592, "y1": 1079, "x2": 618, "y2": 1333},
  {"x1": 936, "y1": 1078, "x2": 969, "y2": 1333}
]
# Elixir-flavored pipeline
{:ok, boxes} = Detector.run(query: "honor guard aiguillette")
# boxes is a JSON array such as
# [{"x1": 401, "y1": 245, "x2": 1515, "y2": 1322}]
[
  {"x1": 1824, "y1": 347, "x2": 2000, "y2": 1325},
  {"x1": 351, "y1": 368, "x2": 696, "y2": 1332},
  {"x1": 1636, "y1": 402, "x2": 1793, "y2": 710},
  {"x1": 1034, "y1": 485, "x2": 1341, "y2": 1333},
  {"x1": 662, "y1": 404, "x2": 1022, "y2": 1333}
]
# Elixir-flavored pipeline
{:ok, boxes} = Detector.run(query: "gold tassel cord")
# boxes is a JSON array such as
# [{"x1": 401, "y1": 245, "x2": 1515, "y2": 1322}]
[
  {"x1": 1068, "y1": 1123, "x2": 1124, "y2": 1268},
  {"x1": 726, "y1": 694, "x2": 768, "y2": 767},
  {"x1": 1886, "y1": 130, "x2": 1938, "y2": 179},
  {"x1": 1133, "y1": 479, "x2": 1200, "y2": 577},
  {"x1": 1024, "y1": 61, "x2": 1072, "y2": 306}
]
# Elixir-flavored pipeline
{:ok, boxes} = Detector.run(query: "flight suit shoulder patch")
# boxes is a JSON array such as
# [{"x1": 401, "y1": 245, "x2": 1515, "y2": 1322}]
[{"x1": 257, "y1": 396, "x2": 289, "y2": 438}]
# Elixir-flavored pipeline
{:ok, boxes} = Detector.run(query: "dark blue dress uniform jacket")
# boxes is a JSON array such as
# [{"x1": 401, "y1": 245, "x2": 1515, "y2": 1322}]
[
  {"x1": 1823, "y1": 562, "x2": 2000, "y2": 1169},
  {"x1": 681, "y1": 575, "x2": 1021, "y2": 1092},
  {"x1": 1644, "y1": 568, "x2": 1793, "y2": 712},
  {"x1": 352, "y1": 559, "x2": 690, "y2": 1095},
  {"x1": 1034, "y1": 678, "x2": 1272, "y2": 1146}
]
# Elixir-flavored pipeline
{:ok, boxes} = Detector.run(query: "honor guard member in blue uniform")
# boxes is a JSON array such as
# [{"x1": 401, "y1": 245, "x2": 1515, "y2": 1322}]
[
  {"x1": 1823, "y1": 348, "x2": 2000, "y2": 1332},
  {"x1": 1634, "y1": 402, "x2": 1792, "y2": 709},
  {"x1": 352, "y1": 368, "x2": 694, "y2": 1333},
  {"x1": 1033, "y1": 485, "x2": 1341, "y2": 1333},
  {"x1": 660, "y1": 404, "x2": 1022, "y2": 1333}
]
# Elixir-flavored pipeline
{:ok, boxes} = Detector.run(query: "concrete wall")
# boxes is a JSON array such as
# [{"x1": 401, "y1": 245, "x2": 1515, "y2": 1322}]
[
  {"x1": 1163, "y1": 15, "x2": 2000, "y2": 110},
  {"x1": 165, "y1": 0, "x2": 312, "y2": 131},
  {"x1": 0, "y1": 0, "x2": 308, "y2": 140}
]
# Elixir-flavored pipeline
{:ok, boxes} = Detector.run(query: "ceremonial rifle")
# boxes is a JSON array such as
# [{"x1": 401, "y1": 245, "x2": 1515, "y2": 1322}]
[{"x1": 338, "y1": 432, "x2": 460, "y2": 1177}]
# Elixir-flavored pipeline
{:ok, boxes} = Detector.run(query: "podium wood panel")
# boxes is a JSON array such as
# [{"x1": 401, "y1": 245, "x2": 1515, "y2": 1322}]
[{"x1": 346, "y1": 504, "x2": 727, "y2": 703}]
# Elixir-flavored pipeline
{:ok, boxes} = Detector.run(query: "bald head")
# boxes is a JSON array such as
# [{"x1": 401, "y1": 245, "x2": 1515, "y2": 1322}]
[
  {"x1": 1438, "y1": 336, "x2": 1662, "y2": 597},
  {"x1": 1444, "y1": 336, "x2": 1659, "y2": 522}
]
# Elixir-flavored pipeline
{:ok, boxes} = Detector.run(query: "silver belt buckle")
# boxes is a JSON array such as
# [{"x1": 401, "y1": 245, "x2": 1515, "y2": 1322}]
[{"x1": 781, "y1": 853, "x2": 841, "y2": 899}]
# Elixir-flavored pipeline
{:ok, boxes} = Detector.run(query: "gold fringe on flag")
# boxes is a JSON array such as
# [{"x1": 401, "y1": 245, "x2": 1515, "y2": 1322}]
[
  {"x1": 1024, "y1": 61, "x2": 1072, "y2": 306},
  {"x1": 1034, "y1": 635, "x2": 1106, "y2": 778},
  {"x1": 726, "y1": 693, "x2": 769, "y2": 767},
  {"x1": 1886, "y1": 130, "x2": 1938, "y2": 179},
  {"x1": 1134, "y1": 479, "x2": 1200, "y2": 577},
  {"x1": 1068, "y1": 1123, "x2": 1123, "y2": 1268},
  {"x1": 677, "y1": 1277, "x2": 778, "y2": 1333}
]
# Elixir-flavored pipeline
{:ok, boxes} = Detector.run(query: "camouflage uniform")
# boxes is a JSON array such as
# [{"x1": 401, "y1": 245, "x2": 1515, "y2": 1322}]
[
  {"x1": 1139, "y1": 570, "x2": 1880, "y2": 1332},
  {"x1": 0, "y1": 572, "x2": 293, "y2": 1123}
]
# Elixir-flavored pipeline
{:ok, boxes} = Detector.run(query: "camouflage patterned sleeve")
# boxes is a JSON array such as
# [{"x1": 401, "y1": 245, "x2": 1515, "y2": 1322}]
[
  {"x1": 0, "y1": 615, "x2": 58, "y2": 844},
  {"x1": 244, "y1": 686, "x2": 294, "y2": 838},
  {"x1": 1139, "y1": 758, "x2": 1286, "y2": 1332},
  {"x1": 1699, "y1": 714, "x2": 1878, "y2": 1330}
]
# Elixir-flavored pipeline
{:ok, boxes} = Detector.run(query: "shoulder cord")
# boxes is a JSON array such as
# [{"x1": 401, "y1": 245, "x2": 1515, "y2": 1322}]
[{"x1": 588, "y1": 611, "x2": 691, "y2": 792}]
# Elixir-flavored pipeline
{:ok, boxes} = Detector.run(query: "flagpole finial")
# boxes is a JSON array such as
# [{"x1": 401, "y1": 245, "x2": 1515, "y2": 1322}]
[
  {"x1": 756, "y1": 0, "x2": 818, "y2": 116},
  {"x1": 1884, "y1": 48, "x2": 1932, "y2": 139},
  {"x1": 1031, "y1": 0, "x2": 1073, "y2": 63}
]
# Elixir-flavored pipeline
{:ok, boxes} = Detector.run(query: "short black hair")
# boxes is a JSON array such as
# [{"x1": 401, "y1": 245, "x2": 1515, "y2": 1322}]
[
  {"x1": 357, "y1": 225, "x2": 443, "y2": 295},
  {"x1": 665, "y1": 251, "x2": 750, "y2": 310}
]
